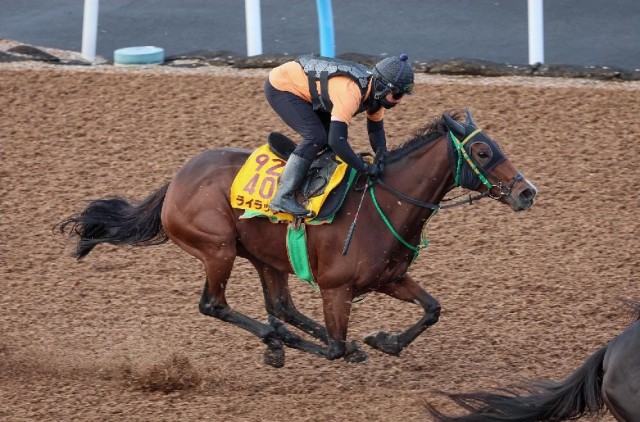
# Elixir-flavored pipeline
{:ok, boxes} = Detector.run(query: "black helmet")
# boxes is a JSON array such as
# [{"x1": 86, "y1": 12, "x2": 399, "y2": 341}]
[{"x1": 372, "y1": 53, "x2": 415, "y2": 100}]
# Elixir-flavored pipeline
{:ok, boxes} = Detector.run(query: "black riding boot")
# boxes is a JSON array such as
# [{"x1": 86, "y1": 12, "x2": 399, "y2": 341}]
[{"x1": 269, "y1": 154, "x2": 314, "y2": 217}]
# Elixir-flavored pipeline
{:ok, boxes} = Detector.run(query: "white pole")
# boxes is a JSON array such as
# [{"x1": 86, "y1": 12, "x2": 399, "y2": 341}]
[
  {"x1": 81, "y1": 0, "x2": 99, "y2": 62},
  {"x1": 245, "y1": 0, "x2": 263, "y2": 56},
  {"x1": 528, "y1": 0, "x2": 544, "y2": 64}
]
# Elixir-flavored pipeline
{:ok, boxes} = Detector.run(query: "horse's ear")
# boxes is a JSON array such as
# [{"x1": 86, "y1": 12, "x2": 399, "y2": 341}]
[
  {"x1": 443, "y1": 113, "x2": 465, "y2": 137},
  {"x1": 464, "y1": 108, "x2": 476, "y2": 127}
]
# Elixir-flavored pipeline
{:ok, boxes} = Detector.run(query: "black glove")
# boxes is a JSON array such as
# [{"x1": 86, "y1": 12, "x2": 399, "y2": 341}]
[
  {"x1": 364, "y1": 162, "x2": 380, "y2": 178},
  {"x1": 364, "y1": 155, "x2": 384, "y2": 179}
]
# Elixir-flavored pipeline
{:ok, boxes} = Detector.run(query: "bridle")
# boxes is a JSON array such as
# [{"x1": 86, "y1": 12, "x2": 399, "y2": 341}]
[
  {"x1": 344, "y1": 128, "x2": 522, "y2": 256},
  {"x1": 373, "y1": 129, "x2": 521, "y2": 210}
]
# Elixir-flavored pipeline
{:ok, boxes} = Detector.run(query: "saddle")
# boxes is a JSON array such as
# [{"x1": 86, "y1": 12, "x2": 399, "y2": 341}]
[
  {"x1": 229, "y1": 133, "x2": 361, "y2": 285},
  {"x1": 229, "y1": 132, "x2": 357, "y2": 223},
  {"x1": 268, "y1": 132, "x2": 355, "y2": 219}
]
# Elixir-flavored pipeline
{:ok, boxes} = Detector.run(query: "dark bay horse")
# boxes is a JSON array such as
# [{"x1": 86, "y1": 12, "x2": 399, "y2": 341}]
[
  {"x1": 425, "y1": 300, "x2": 640, "y2": 421},
  {"x1": 57, "y1": 110, "x2": 537, "y2": 367}
]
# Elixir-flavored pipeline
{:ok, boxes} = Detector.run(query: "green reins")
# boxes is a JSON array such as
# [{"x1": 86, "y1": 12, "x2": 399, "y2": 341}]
[
  {"x1": 369, "y1": 185, "x2": 433, "y2": 262},
  {"x1": 369, "y1": 129, "x2": 492, "y2": 258}
]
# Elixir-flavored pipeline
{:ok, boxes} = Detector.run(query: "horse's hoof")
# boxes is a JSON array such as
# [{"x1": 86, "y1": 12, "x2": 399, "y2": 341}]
[
  {"x1": 364, "y1": 331, "x2": 403, "y2": 356},
  {"x1": 344, "y1": 340, "x2": 368, "y2": 364},
  {"x1": 264, "y1": 346, "x2": 285, "y2": 368}
]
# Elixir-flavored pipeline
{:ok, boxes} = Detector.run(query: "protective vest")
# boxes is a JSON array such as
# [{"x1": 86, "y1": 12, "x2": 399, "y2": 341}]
[{"x1": 296, "y1": 55, "x2": 373, "y2": 114}]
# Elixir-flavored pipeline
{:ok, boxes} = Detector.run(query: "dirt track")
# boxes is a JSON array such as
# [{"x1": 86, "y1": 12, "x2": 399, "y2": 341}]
[{"x1": 1, "y1": 64, "x2": 638, "y2": 421}]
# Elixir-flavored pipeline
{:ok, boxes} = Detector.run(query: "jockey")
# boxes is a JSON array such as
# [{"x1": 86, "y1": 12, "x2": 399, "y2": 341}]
[{"x1": 265, "y1": 53, "x2": 415, "y2": 217}]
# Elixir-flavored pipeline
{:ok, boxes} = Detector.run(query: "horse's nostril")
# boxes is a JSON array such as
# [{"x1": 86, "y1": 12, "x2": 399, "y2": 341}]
[{"x1": 521, "y1": 188, "x2": 536, "y2": 201}]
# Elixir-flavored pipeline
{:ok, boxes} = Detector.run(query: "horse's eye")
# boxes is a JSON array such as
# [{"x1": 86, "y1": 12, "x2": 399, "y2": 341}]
[{"x1": 471, "y1": 142, "x2": 492, "y2": 162}]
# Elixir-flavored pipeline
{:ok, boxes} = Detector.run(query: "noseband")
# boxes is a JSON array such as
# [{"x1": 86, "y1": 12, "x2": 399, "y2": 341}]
[{"x1": 485, "y1": 172, "x2": 523, "y2": 200}]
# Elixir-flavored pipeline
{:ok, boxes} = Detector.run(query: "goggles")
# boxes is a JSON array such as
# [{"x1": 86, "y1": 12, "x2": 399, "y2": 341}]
[
  {"x1": 376, "y1": 79, "x2": 415, "y2": 100},
  {"x1": 396, "y1": 82, "x2": 415, "y2": 96}
]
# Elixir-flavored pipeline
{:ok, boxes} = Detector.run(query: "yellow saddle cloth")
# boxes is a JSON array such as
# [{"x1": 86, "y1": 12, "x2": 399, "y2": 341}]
[{"x1": 230, "y1": 144, "x2": 349, "y2": 223}]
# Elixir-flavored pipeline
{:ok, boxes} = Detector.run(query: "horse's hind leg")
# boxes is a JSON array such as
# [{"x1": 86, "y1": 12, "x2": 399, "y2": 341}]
[
  {"x1": 365, "y1": 274, "x2": 441, "y2": 356},
  {"x1": 251, "y1": 261, "x2": 328, "y2": 359},
  {"x1": 198, "y1": 253, "x2": 284, "y2": 365},
  {"x1": 253, "y1": 262, "x2": 367, "y2": 363},
  {"x1": 252, "y1": 260, "x2": 328, "y2": 342}
]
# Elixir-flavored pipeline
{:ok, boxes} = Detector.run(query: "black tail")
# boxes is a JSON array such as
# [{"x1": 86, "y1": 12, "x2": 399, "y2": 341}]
[
  {"x1": 56, "y1": 182, "x2": 170, "y2": 260},
  {"x1": 622, "y1": 298, "x2": 640, "y2": 323},
  {"x1": 426, "y1": 345, "x2": 608, "y2": 422}
]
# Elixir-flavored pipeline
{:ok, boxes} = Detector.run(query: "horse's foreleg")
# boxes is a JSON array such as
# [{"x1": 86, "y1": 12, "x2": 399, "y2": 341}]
[
  {"x1": 365, "y1": 274, "x2": 440, "y2": 356},
  {"x1": 272, "y1": 305, "x2": 328, "y2": 343},
  {"x1": 318, "y1": 284, "x2": 368, "y2": 362},
  {"x1": 266, "y1": 315, "x2": 366, "y2": 363},
  {"x1": 267, "y1": 315, "x2": 326, "y2": 357},
  {"x1": 253, "y1": 262, "x2": 366, "y2": 363},
  {"x1": 253, "y1": 261, "x2": 328, "y2": 343}
]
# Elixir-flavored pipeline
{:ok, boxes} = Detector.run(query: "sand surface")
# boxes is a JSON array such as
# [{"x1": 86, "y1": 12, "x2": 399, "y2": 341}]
[{"x1": 1, "y1": 63, "x2": 638, "y2": 421}]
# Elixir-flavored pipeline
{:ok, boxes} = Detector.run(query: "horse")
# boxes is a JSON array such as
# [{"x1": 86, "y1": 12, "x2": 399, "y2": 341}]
[
  {"x1": 56, "y1": 109, "x2": 537, "y2": 367},
  {"x1": 425, "y1": 300, "x2": 640, "y2": 421}
]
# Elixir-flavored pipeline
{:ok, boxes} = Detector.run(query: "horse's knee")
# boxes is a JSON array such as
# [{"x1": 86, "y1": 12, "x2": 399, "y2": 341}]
[{"x1": 425, "y1": 299, "x2": 441, "y2": 324}]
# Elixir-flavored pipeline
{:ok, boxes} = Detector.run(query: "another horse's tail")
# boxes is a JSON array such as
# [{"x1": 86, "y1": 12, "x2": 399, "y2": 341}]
[
  {"x1": 56, "y1": 182, "x2": 170, "y2": 260},
  {"x1": 425, "y1": 345, "x2": 608, "y2": 422},
  {"x1": 623, "y1": 298, "x2": 640, "y2": 323}
]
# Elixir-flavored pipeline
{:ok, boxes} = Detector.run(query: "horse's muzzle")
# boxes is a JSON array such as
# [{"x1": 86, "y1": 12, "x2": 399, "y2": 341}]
[{"x1": 511, "y1": 178, "x2": 537, "y2": 211}]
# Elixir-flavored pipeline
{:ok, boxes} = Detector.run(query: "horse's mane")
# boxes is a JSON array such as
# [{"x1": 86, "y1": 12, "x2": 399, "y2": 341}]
[{"x1": 386, "y1": 110, "x2": 463, "y2": 164}]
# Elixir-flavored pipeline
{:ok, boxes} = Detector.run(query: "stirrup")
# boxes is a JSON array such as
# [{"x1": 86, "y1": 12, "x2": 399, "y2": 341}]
[
  {"x1": 269, "y1": 201, "x2": 314, "y2": 218},
  {"x1": 271, "y1": 205, "x2": 315, "y2": 218}
]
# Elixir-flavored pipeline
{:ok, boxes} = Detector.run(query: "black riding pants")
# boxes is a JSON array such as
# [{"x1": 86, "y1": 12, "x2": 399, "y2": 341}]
[{"x1": 264, "y1": 79, "x2": 330, "y2": 160}]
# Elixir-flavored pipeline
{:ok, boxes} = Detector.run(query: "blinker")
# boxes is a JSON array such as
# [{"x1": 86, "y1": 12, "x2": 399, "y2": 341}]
[{"x1": 449, "y1": 129, "x2": 507, "y2": 191}]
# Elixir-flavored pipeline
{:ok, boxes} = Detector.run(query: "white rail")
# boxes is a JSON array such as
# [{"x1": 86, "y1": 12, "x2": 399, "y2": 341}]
[
  {"x1": 80, "y1": 2, "x2": 546, "y2": 64},
  {"x1": 528, "y1": 0, "x2": 545, "y2": 64},
  {"x1": 245, "y1": 0, "x2": 263, "y2": 56},
  {"x1": 81, "y1": 0, "x2": 99, "y2": 62}
]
